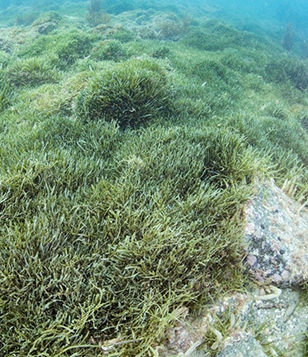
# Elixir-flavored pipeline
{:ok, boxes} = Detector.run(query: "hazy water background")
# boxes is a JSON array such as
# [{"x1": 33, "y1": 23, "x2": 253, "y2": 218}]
[
  {"x1": 0, "y1": 0, "x2": 307, "y2": 54},
  {"x1": 1, "y1": 0, "x2": 308, "y2": 29}
]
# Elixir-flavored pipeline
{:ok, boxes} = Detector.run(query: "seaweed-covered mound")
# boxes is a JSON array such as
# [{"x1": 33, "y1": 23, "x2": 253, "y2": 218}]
[
  {"x1": 76, "y1": 58, "x2": 173, "y2": 127},
  {"x1": 0, "y1": 2, "x2": 308, "y2": 356}
]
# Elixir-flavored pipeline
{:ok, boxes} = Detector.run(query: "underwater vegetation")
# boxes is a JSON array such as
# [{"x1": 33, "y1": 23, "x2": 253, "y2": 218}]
[
  {"x1": 18, "y1": 27, "x2": 94, "y2": 70},
  {"x1": 86, "y1": 0, "x2": 104, "y2": 27},
  {"x1": 90, "y1": 39, "x2": 129, "y2": 62},
  {"x1": 31, "y1": 11, "x2": 62, "y2": 34},
  {"x1": 282, "y1": 24, "x2": 295, "y2": 52},
  {"x1": 76, "y1": 58, "x2": 172, "y2": 128},
  {"x1": 0, "y1": 81, "x2": 12, "y2": 112},
  {"x1": 0, "y1": 2, "x2": 308, "y2": 356},
  {"x1": 265, "y1": 57, "x2": 308, "y2": 91},
  {"x1": 6, "y1": 57, "x2": 60, "y2": 87}
]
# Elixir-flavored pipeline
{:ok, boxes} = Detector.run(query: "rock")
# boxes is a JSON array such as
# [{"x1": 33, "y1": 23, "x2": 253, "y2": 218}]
[
  {"x1": 217, "y1": 334, "x2": 268, "y2": 357},
  {"x1": 160, "y1": 180, "x2": 308, "y2": 357},
  {"x1": 31, "y1": 11, "x2": 62, "y2": 34},
  {"x1": 0, "y1": 37, "x2": 12, "y2": 53},
  {"x1": 161, "y1": 289, "x2": 308, "y2": 356},
  {"x1": 36, "y1": 21, "x2": 59, "y2": 34},
  {"x1": 244, "y1": 180, "x2": 308, "y2": 287},
  {"x1": 227, "y1": 288, "x2": 307, "y2": 356}
]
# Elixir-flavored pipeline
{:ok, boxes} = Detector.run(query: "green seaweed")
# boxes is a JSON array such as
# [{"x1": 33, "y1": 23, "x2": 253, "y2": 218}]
[
  {"x1": 265, "y1": 57, "x2": 308, "y2": 91},
  {"x1": 0, "y1": 77, "x2": 12, "y2": 112},
  {"x1": 76, "y1": 58, "x2": 173, "y2": 128},
  {"x1": 19, "y1": 30, "x2": 95, "y2": 70},
  {"x1": 0, "y1": 5, "x2": 308, "y2": 356},
  {"x1": 6, "y1": 57, "x2": 60, "y2": 87},
  {"x1": 90, "y1": 40, "x2": 129, "y2": 61},
  {"x1": 86, "y1": 0, "x2": 104, "y2": 27}
]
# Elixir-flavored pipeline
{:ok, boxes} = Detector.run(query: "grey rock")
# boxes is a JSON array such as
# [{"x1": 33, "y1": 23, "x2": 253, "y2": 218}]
[
  {"x1": 161, "y1": 181, "x2": 308, "y2": 357},
  {"x1": 217, "y1": 334, "x2": 267, "y2": 357},
  {"x1": 244, "y1": 180, "x2": 308, "y2": 287},
  {"x1": 164, "y1": 289, "x2": 308, "y2": 356},
  {"x1": 36, "y1": 21, "x2": 58, "y2": 34}
]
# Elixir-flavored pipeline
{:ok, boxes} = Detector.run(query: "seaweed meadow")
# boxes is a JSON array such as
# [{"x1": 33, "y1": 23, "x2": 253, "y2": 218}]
[{"x1": 0, "y1": 0, "x2": 308, "y2": 355}]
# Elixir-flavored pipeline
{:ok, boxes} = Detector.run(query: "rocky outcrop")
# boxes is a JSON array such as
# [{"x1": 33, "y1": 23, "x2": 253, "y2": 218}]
[
  {"x1": 160, "y1": 180, "x2": 308, "y2": 356},
  {"x1": 244, "y1": 179, "x2": 308, "y2": 287},
  {"x1": 31, "y1": 11, "x2": 62, "y2": 34}
]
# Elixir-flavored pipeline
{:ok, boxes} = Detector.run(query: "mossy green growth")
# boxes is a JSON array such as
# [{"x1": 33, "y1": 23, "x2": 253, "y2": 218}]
[
  {"x1": 19, "y1": 30, "x2": 95, "y2": 70},
  {"x1": 0, "y1": 51, "x2": 11, "y2": 69},
  {"x1": 55, "y1": 32, "x2": 94, "y2": 69},
  {"x1": 0, "y1": 120, "x2": 253, "y2": 356},
  {"x1": 90, "y1": 40, "x2": 129, "y2": 61},
  {"x1": 0, "y1": 81, "x2": 12, "y2": 112},
  {"x1": 265, "y1": 57, "x2": 308, "y2": 91},
  {"x1": 31, "y1": 11, "x2": 62, "y2": 34},
  {"x1": 301, "y1": 113, "x2": 308, "y2": 133},
  {"x1": 109, "y1": 28, "x2": 135, "y2": 43},
  {"x1": 151, "y1": 46, "x2": 171, "y2": 59},
  {"x1": 31, "y1": 11, "x2": 62, "y2": 27},
  {"x1": 0, "y1": 67, "x2": 12, "y2": 112},
  {"x1": 86, "y1": 0, "x2": 104, "y2": 27},
  {"x1": 76, "y1": 58, "x2": 173, "y2": 128},
  {"x1": 202, "y1": 129, "x2": 265, "y2": 188},
  {"x1": 181, "y1": 19, "x2": 280, "y2": 53},
  {"x1": 21, "y1": 72, "x2": 94, "y2": 118},
  {"x1": 190, "y1": 59, "x2": 238, "y2": 91},
  {"x1": 1, "y1": 6, "x2": 308, "y2": 357},
  {"x1": 6, "y1": 57, "x2": 60, "y2": 87}
]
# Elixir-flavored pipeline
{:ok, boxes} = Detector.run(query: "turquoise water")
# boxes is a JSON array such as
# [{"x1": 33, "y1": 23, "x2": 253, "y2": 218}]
[{"x1": 1, "y1": 0, "x2": 307, "y2": 39}]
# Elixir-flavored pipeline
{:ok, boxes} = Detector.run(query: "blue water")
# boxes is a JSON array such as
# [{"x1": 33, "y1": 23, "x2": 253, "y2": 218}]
[{"x1": 0, "y1": 0, "x2": 307, "y2": 41}]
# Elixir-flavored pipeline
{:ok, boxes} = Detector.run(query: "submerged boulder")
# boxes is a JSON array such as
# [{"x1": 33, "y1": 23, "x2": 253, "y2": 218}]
[
  {"x1": 159, "y1": 180, "x2": 308, "y2": 356},
  {"x1": 31, "y1": 11, "x2": 62, "y2": 34},
  {"x1": 244, "y1": 179, "x2": 308, "y2": 287}
]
